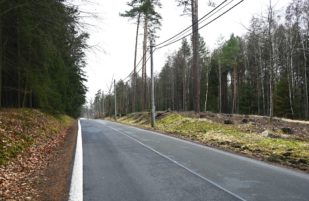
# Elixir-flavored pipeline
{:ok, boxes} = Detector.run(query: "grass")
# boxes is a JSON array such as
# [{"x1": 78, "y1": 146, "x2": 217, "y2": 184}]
[
  {"x1": 0, "y1": 108, "x2": 74, "y2": 166},
  {"x1": 117, "y1": 112, "x2": 309, "y2": 172}
]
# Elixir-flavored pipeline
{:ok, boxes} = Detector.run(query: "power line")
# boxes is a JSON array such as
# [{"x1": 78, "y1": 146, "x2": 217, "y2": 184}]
[
  {"x1": 155, "y1": 0, "x2": 228, "y2": 48},
  {"x1": 121, "y1": 50, "x2": 152, "y2": 83},
  {"x1": 156, "y1": 0, "x2": 242, "y2": 50},
  {"x1": 122, "y1": 0, "x2": 244, "y2": 82},
  {"x1": 156, "y1": 0, "x2": 235, "y2": 49},
  {"x1": 134, "y1": 47, "x2": 150, "y2": 72},
  {"x1": 156, "y1": 0, "x2": 244, "y2": 50},
  {"x1": 122, "y1": 71, "x2": 134, "y2": 82},
  {"x1": 118, "y1": 0, "x2": 228, "y2": 83},
  {"x1": 118, "y1": 0, "x2": 243, "y2": 84},
  {"x1": 191, "y1": 0, "x2": 236, "y2": 31},
  {"x1": 119, "y1": 46, "x2": 150, "y2": 83}
]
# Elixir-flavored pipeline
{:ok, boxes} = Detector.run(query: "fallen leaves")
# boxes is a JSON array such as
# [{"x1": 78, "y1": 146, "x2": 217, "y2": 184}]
[{"x1": 0, "y1": 108, "x2": 73, "y2": 200}]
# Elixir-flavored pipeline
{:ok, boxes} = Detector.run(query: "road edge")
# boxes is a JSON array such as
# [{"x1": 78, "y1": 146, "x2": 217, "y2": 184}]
[
  {"x1": 105, "y1": 120, "x2": 309, "y2": 178},
  {"x1": 68, "y1": 119, "x2": 83, "y2": 201},
  {"x1": 107, "y1": 125, "x2": 247, "y2": 201}
]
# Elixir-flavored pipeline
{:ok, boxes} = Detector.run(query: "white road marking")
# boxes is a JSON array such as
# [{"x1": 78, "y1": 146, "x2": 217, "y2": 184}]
[
  {"x1": 107, "y1": 126, "x2": 247, "y2": 201},
  {"x1": 104, "y1": 120, "x2": 309, "y2": 179},
  {"x1": 69, "y1": 119, "x2": 83, "y2": 201}
]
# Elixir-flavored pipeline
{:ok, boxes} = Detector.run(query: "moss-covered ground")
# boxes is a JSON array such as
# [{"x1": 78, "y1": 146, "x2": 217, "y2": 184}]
[
  {"x1": 0, "y1": 108, "x2": 73, "y2": 166},
  {"x1": 116, "y1": 112, "x2": 309, "y2": 172}
]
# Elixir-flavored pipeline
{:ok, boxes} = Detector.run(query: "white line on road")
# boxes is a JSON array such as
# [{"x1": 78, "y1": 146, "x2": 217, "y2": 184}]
[
  {"x1": 69, "y1": 119, "x2": 83, "y2": 201},
  {"x1": 107, "y1": 126, "x2": 247, "y2": 201},
  {"x1": 104, "y1": 120, "x2": 309, "y2": 179}
]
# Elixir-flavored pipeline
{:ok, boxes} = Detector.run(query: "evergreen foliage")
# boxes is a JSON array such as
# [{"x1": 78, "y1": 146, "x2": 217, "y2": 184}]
[{"x1": 0, "y1": 0, "x2": 88, "y2": 117}]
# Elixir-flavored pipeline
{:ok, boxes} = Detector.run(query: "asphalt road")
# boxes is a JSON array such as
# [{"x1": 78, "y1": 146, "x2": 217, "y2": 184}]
[{"x1": 81, "y1": 119, "x2": 309, "y2": 201}]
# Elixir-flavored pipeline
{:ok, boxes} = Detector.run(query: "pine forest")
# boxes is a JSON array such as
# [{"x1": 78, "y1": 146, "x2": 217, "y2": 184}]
[
  {"x1": 91, "y1": 0, "x2": 309, "y2": 121},
  {"x1": 0, "y1": 0, "x2": 88, "y2": 117}
]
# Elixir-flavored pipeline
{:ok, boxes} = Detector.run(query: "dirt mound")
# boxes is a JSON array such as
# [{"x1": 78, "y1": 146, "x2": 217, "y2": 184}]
[{"x1": 195, "y1": 111, "x2": 309, "y2": 141}]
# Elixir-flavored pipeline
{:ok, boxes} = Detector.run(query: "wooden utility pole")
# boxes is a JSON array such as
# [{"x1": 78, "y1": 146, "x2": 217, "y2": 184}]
[
  {"x1": 150, "y1": 40, "x2": 155, "y2": 128},
  {"x1": 114, "y1": 79, "x2": 117, "y2": 120},
  {"x1": 218, "y1": 56, "x2": 222, "y2": 113},
  {"x1": 102, "y1": 92, "x2": 105, "y2": 118}
]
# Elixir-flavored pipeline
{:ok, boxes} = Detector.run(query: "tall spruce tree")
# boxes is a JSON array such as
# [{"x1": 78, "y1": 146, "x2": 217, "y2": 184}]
[{"x1": 0, "y1": 0, "x2": 88, "y2": 117}]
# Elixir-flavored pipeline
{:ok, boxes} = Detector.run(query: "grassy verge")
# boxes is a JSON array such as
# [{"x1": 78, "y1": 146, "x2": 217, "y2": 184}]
[
  {"x1": 115, "y1": 112, "x2": 309, "y2": 172},
  {"x1": 0, "y1": 108, "x2": 73, "y2": 166}
]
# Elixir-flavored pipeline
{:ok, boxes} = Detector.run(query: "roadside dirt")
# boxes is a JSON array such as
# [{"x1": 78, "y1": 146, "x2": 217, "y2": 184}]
[
  {"x1": 0, "y1": 121, "x2": 77, "y2": 201},
  {"x1": 36, "y1": 122, "x2": 77, "y2": 201},
  {"x1": 182, "y1": 111, "x2": 309, "y2": 140}
]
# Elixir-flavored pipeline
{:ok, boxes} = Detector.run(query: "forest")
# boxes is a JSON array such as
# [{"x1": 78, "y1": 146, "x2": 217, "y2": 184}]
[
  {"x1": 91, "y1": 0, "x2": 309, "y2": 120},
  {"x1": 0, "y1": 0, "x2": 88, "y2": 117}
]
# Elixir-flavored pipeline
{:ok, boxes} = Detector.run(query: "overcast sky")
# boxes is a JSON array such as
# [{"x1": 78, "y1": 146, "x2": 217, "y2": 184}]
[{"x1": 73, "y1": 0, "x2": 290, "y2": 102}]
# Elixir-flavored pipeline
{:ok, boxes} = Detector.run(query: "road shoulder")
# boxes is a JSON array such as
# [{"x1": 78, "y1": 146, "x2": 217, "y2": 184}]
[{"x1": 36, "y1": 122, "x2": 77, "y2": 201}]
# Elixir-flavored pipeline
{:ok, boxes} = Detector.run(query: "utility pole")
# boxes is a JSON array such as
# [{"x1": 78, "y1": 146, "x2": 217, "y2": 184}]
[
  {"x1": 218, "y1": 55, "x2": 222, "y2": 113},
  {"x1": 114, "y1": 79, "x2": 117, "y2": 121},
  {"x1": 102, "y1": 92, "x2": 104, "y2": 118},
  {"x1": 150, "y1": 40, "x2": 155, "y2": 128}
]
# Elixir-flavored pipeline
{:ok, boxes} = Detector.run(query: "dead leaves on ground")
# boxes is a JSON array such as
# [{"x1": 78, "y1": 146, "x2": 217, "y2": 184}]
[{"x1": 0, "y1": 109, "x2": 73, "y2": 201}]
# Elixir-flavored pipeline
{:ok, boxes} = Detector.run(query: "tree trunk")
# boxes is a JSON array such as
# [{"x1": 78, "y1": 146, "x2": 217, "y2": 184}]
[
  {"x1": 302, "y1": 38, "x2": 308, "y2": 119},
  {"x1": 171, "y1": 68, "x2": 175, "y2": 110},
  {"x1": 182, "y1": 62, "x2": 187, "y2": 111},
  {"x1": 218, "y1": 57, "x2": 222, "y2": 113},
  {"x1": 268, "y1": 0, "x2": 274, "y2": 119},
  {"x1": 142, "y1": 15, "x2": 148, "y2": 111},
  {"x1": 132, "y1": 13, "x2": 140, "y2": 112},
  {"x1": 288, "y1": 51, "x2": 294, "y2": 117},
  {"x1": 0, "y1": 16, "x2": 2, "y2": 108},
  {"x1": 204, "y1": 64, "x2": 209, "y2": 112},
  {"x1": 29, "y1": 90, "x2": 32, "y2": 108},
  {"x1": 258, "y1": 45, "x2": 265, "y2": 115},
  {"x1": 17, "y1": 22, "x2": 21, "y2": 108},
  {"x1": 191, "y1": 0, "x2": 200, "y2": 113},
  {"x1": 255, "y1": 54, "x2": 260, "y2": 114},
  {"x1": 222, "y1": 71, "x2": 228, "y2": 113},
  {"x1": 257, "y1": 70, "x2": 260, "y2": 114},
  {"x1": 269, "y1": 50, "x2": 273, "y2": 119},
  {"x1": 22, "y1": 81, "x2": 27, "y2": 107},
  {"x1": 232, "y1": 63, "x2": 237, "y2": 113}
]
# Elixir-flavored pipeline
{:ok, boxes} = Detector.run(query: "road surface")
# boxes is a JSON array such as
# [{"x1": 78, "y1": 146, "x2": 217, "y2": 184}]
[{"x1": 81, "y1": 119, "x2": 309, "y2": 201}]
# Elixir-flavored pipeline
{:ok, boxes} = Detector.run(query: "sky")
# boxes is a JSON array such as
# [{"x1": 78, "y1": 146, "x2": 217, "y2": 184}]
[{"x1": 72, "y1": 0, "x2": 290, "y2": 102}]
